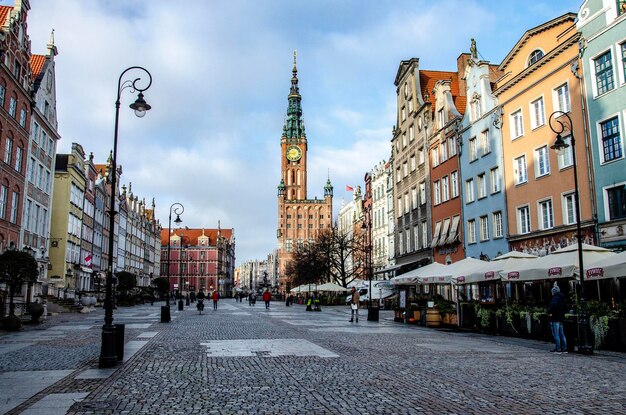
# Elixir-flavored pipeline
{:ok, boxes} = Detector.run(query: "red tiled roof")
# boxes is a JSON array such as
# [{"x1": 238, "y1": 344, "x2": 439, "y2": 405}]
[
  {"x1": 0, "y1": 7, "x2": 11, "y2": 28},
  {"x1": 161, "y1": 228, "x2": 234, "y2": 246},
  {"x1": 30, "y1": 54, "x2": 46, "y2": 79},
  {"x1": 419, "y1": 70, "x2": 466, "y2": 116}
]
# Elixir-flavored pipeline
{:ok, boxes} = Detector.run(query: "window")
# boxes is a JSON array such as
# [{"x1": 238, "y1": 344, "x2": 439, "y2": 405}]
[
  {"x1": 448, "y1": 137, "x2": 457, "y2": 157},
  {"x1": 14, "y1": 146, "x2": 22, "y2": 172},
  {"x1": 433, "y1": 180, "x2": 441, "y2": 205},
  {"x1": 13, "y1": 61, "x2": 21, "y2": 80},
  {"x1": 406, "y1": 231, "x2": 411, "y2": 252},
  {"x1": 493, "y1": 211, "x2": 503, "y2": 238},
  {"x1": 554, "y1": 83, "x2": 570, "y2": 113},
  {"x1": 480, "y1": 130, "x2": 490, "y2": 156},
  {"x1": 410, "y1": 155, "x2": 416, "y2": 172},
  {"x1": 451, "y1": 171, "x2": 459, "y2": 198},
  {"x1": 399, "y1": 232, "x2": 404, "y2": 254},
  {"x1": 4, "y1": 138, "x2": 12, "y2": 164},
  {"x1": 421, "y1": 220, "x2": 428, "y2": 248},
  {"x1": 510, "y1": 110, "x2": 524, "y2": 139},
  {"x1": 24, "y1": 199, "x2": 31, "y2": 230},
  {"x1": 477, "y1": 173, "x2": 487, "y2": 199},
  {"x1": 413, "y1": 225, "x2": 420, "y2": 250},
  {"x1": 539, "y1": 199, "x2": 554, "y2": 230},
  {"x1": 469, "y1": 137, "x2": 478, "y2": 161},
  {"x1": 438, "y1": 108, "x2": 445, "y2": 127},
  {"x1": 600, "y1": 117, "x2": 622, "y2": 162},
  {"x1": 530, "y1": 97, "x2": 545, "y2": 129},
  {"x1": 471, "y1": 97, "x2": 482, "y2": 121},
  {"x1": 404, "y1": 193, "x2": 409, "y2": 214},
  {"x1": 28, "y1": 157, "x2": 35, "y2": 182},
  {"x1": 396, "y1": 168, "x2": 401, "y2": 183},
  {"x1": 0, "y1": 83, "x2": 5, "y2": 106},
  {"x1": 514, "y1": 155, "x2": 528, "y2": 185},
  {"x1": 440, "y1": 142, "x2": 448, "y2": 162},
  {"x1": 19, "y1": 108, "x2": 26, "y2": 127},
  {"x1": 408, "y1": 100, "x2": 414, "y2": 113},
  {"x1": 8, "y1": 96, "x2": 16, "y2": 117},
  {"x1": 431, "y1": 147, "x2": 439, "y2": 167},
  {"x1": 419, "y1": 182, "x2": 426, "y2": 205},
  {"x1": 411, "y1": 187, "x2": 417, "y2": 210},
  {"x1": 557, "y1": 135, "x2": 573, "y2": 169},
  {"x1": 409, "y1": 126, "x2": 414, "y2": 142},
  {"x1": 10, "y1": 191, "x2": 18, "y2": 223},
  {"x1": 442, "y1": 176, "x2": 449, "y2": 202},
  {"x1": 402, "y1": 133, "x2": 407, "y2": 147},
  {"x1": 403, "y1": 162, "x2": 408, "y2": 177},
  {"x1": 607, "y1": 185, "x2": 626, "y2": 220},
  {"x1": 490, "y1": 167, "x2": 500, "y2": 194},
  {"x1": 535, "y1": 145, "x2": 550, "y2": 177},
  {"x1": 594, "y1": 50, "x2": 614, "y2": 95},
  {"x1": 480, "y1": 216, "x2": 489, "y2": 241},
  {"x1": 401, "y1": 107, "x2": 406, "y2": 122},
  {"x1": 397, "y1": 198, "x2": 403, "y2": 217},
  {"x1": 467, "y1": 219, "x2": 476, "y2": 244},
  {"x1": 622, "y1": 43, "x2": 626, "y2": 81},
  {"x1": 0, "y1": 186, "x2": 6, "y2": 219},
  {"x1": 517, "y1": 206, "x2": 531, "y2": 234},
  {"x1": 418, "y1": 147, "x2": 424, "y2": 165},
  {"x1": 465, "y1": 179, "x2": 475, "y2": 203},
  {"x1": 528, "y1": 49, "x2": 544, "y2": 66}
]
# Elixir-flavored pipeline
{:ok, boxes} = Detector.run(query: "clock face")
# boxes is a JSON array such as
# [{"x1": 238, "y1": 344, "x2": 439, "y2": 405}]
[{"x1": 286, "y1": 145, "x2": 302, "y2": 161}]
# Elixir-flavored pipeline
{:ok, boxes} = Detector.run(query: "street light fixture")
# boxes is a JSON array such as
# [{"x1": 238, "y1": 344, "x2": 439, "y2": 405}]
[
  {"x1": 549, "y1": 110, "x2": 592, "y2": 355},
  {"x1": 99, "y1": 66, "x2": 152, "y2": 368},
  {"x1": 161, "y1": 202, "x2": 183, "y2": 323}
]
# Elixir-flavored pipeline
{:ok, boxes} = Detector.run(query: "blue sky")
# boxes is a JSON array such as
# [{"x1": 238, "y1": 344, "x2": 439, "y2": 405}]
[{"x1": 23, "y1": 0, "x2": 582, "y2": 264}]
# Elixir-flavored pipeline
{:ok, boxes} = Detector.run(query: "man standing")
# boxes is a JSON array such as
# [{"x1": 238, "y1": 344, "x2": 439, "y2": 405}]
[
  {"x1": 212, "y1": 289, "x2": 219, "y2": 310},
  {"x1": 548, "y1": 283, "x2": 567, "y2": 353},
  {"x1": 263, "y1": 290, "x2": 271, "y2": 310},
  {"x1": 349, "y1": 287, "x2": 359, "y2": 323}
]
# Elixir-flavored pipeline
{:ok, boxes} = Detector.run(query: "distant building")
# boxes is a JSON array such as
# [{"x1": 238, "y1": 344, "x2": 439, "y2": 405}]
[
  {"x1": 276, "y1": 52, "x2": 333, "y2": 293},
  {"x1": 370, "y1": 160, "x2": 393, "y2": 278}
]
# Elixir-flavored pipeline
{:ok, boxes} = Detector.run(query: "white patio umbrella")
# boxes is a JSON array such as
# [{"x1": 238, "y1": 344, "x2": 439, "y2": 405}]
[
  {"x1": 499, "y1": 243, "x2": 615, "y2": 282},
  {"x1": 454, "y1": 252, "x2": 538, "y2": 284},
  {"x1": 584, "y1": 250, "x2": 626, "y2": 280},
  {"x1": 390, "y1": 262, "x2": 447, "y2": 285},
  {"x1": 315, "y1": 282, "x2": 350, "y2": 292},
  {"x1": 289, "y1": 284, "x2": 310, "y2": 293},
  {"x1": 424, "y1": 257, "x2": 487, "y2": 284}
]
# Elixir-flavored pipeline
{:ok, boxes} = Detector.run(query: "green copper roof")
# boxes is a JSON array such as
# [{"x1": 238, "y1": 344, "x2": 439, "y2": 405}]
[{"x1": 283, "y1": 51, "x2": 305, "y2": 140}]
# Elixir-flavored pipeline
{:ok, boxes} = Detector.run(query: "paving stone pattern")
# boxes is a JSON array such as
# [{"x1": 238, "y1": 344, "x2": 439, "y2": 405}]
[{"x1": 0, "y1": 301, "x2": 625, "y2": 414}]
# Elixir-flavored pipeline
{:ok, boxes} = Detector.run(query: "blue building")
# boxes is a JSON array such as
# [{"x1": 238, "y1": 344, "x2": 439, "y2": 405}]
[
  {"x1": 577, "y1": 0, "x2": 626, "y2": 250},
  {"x1": 458, "y1": 45, "x2": 509, "y2": 260}
]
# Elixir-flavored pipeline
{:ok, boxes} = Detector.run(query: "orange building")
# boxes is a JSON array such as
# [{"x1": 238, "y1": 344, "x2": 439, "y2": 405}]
[
  {"x1": 495, "y1": 14, "x2": 595, "y2": 255},
  {"x1": 277, "y1": 53, "x2": 333, "y2": 292}
]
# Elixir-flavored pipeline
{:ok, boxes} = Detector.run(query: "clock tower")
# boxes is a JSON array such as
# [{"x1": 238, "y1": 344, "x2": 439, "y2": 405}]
[{"x1": 277, "y1": 51, "x2": 333, "y2": 293}]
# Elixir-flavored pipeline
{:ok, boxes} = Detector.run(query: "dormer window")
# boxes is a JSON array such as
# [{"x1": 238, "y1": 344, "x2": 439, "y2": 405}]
[{"x1": 527, "y1": 49, "x2": 544, "y2": 66}]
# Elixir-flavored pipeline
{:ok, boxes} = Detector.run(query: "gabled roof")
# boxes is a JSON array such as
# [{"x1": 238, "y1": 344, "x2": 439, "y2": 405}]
[
  {"x1": 394, "y1": 58, "x2": 418, "y2": 86},
  {"x1": 499, "y1": 13, "x2": 577, "y2": 70},
  {"x1": 419, "y1": 70, "x2": 466, "y2": 116},
  {"x1": 161, "y1": 228, "x2": 234, "y2": 246},
  {"x1": 30, "y1": 54, "x2": 46, "y2": 80}
]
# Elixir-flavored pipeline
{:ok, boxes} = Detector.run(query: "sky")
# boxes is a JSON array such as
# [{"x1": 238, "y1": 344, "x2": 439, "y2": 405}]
[{"x1": 22, "y1": 0, "x2": 582, "y2": 265}]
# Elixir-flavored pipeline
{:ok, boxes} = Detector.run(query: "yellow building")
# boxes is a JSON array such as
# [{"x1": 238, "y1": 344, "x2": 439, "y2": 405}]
[{"x1": 495, "y1": 13, "x2": 595, "y2": 255}]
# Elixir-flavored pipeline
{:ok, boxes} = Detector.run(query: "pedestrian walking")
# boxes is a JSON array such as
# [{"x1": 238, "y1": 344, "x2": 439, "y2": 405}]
[
  {"x1": 212, "y1": 289, "x2": 219, "y2": 310},
  {"x1": 349, "y1": 287, "x2": 359, "y2": 323},
  {"x1": 262, "y1": 290, "x2": 271, "y2": 309},
  {"x1": 249, "y1": 292, "x2": 256, "y2": 306},
  {"x1": 548, "y1": 282, "x2": 567, "y2": 353}
]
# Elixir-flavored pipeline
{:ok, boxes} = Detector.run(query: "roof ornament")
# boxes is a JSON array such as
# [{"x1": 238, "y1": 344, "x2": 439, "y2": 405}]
[{"x1": 470, "y1": 38, "x2": 478, "y2": 59}]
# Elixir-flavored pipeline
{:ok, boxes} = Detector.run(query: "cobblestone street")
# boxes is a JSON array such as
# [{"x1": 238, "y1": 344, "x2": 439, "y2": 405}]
[{"x1": 1, "y1": 301, "x2": 625, "y2": 414}]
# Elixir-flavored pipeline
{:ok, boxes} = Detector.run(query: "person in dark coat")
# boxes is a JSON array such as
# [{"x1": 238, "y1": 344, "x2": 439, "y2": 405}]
[{"x1": 548, "y1": 283, "x2": 567, "y2": 353}]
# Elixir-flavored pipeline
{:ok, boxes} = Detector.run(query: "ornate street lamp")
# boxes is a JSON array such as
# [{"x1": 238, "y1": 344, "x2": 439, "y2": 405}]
[
  {"x1": 549, "y1": 110, "x2": 592, "y2": 355},
  {"x1": 100, "y1": 66, "x2": 152, "y2": 368},
  {"x1": 161, "y1": 202, "x2": 183, "y2": 323}
]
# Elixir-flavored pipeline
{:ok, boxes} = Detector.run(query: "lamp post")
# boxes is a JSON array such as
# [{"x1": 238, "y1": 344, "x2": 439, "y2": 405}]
[
  {"x1": 362, "y1": 206, "x2": 378, "y2": 321},
  {"x1": 100, "y1": 66, "x2": 152, "y2": 368},
  {"x1": 162, "y1": 202, "x2": 184, "y2": 322},
  {"x1": 549, "y1": 110, "x2": 592, "y2": 355}
]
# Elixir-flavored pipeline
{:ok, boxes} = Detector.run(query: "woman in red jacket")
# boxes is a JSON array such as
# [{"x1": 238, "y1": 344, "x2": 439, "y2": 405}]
[
  {"x1": 262, "y1": 290, "x2": 271, "y2": 310},
  {"x1": 212, "y1": 290, "x2": 219, "y2": 310}
]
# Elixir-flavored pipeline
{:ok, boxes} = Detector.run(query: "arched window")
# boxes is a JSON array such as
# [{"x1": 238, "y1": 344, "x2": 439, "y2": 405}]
[
  {"x1": 8, "y1": 93, "x2": 17, "y2": 117},
  {"x1": 527, "y1": 49, "x2": 544, "y2": 66}
]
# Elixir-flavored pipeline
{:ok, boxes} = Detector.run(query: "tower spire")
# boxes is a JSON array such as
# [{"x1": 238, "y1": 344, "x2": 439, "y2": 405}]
[{"x1": 283, "y1": 50, "x2": 305, "y2": 140}]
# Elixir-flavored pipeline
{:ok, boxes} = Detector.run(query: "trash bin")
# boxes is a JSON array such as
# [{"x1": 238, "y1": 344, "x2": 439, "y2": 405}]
[
  {"x1": 367, "y1": 306, "x2": 379, "y2": 322},
  {"x1": 114, "y1": 323, "x2": 125, "y2": 362},
  {"x1": 161, "y1": 305, "x2": 171, "y2": 323},
  {"x1": 178, "y1": 299, "x2": 184, "y2": 311}
]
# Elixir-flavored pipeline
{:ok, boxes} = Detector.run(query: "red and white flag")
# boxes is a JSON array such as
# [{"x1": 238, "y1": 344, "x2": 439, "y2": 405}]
[
  {"x1": 84, "y1": 254, "x2": 92, "y2": 267},
  {"x1": 345, "y1": 185, "x2": 354, "y2": 192}
]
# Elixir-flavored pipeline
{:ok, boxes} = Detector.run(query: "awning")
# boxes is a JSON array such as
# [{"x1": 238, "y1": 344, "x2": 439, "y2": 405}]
[
  {"x1": 431, "y1": 221, "x2": 442, "y2": 247},
  {"x1": 585, "y1": 250, "x2": 626, "y2": 280},
  {"x1": 446, "y1": 215, "x2": 460, "y2": 245},
  {"x1": 391, "y1": 262, "x2": 447, "y2": 285},
  {"x1": 439, "y1": 218, "x2": 451, "y2": 246},
  {"x1": 374, "y1": 264, "x2": 401, "y2": 274}
]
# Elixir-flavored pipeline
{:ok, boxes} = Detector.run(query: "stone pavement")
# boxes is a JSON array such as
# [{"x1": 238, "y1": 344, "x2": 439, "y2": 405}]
[{"x1": 1, "y1": 300, "x2": 625, "y2": 414}]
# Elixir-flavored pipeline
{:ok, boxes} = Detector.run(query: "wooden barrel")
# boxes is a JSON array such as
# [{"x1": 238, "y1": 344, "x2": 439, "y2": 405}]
[{"x1": 426, "y1": 308, "x2": 442, "y2": 328}]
